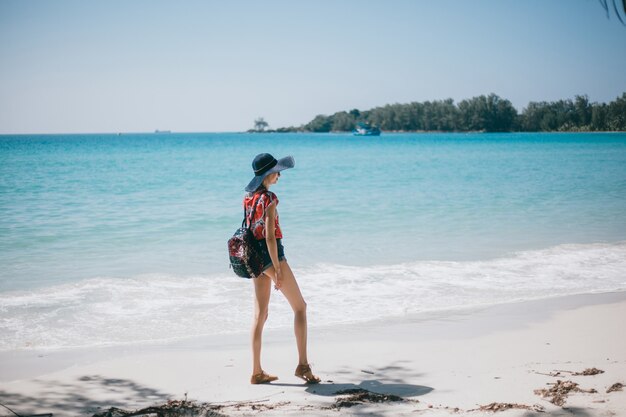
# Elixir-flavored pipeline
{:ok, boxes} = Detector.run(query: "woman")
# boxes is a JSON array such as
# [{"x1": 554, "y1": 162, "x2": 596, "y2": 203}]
[{"x1": 243, "y1": 153, "x2": 320, "y2": 385}]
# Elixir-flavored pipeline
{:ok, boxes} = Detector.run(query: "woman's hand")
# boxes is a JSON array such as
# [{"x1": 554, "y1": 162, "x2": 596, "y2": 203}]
[{"x1": 273, "y1": 265, "x2": 283, "y2": 290}]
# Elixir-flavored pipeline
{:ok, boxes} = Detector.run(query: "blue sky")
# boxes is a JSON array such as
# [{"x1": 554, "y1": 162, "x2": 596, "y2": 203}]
[{"x1": 1, "y1": 0, "x2": 625, "y2": 133}]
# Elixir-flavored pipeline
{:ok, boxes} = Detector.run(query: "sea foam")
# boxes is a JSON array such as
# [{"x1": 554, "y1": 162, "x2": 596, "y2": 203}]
[{"x1": 1, "y1": 242, "x2": 624, "y2": 351}]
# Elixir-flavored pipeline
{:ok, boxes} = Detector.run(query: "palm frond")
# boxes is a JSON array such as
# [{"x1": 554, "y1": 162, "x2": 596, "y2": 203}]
[{"x1": 598, "y1": 0, "x2": 626, "y2": 25}]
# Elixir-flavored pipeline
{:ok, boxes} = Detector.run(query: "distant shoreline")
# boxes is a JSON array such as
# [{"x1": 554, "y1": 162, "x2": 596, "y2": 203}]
[
  {"x1": 246, "y1": 129, "x2": 626, "y2": 134},
  {"x1": 1, "y1": 130, "x2": 625, "y2": 136},
  {"x1": 252, "y1": 92, "x2": 626, "y2": 134}
]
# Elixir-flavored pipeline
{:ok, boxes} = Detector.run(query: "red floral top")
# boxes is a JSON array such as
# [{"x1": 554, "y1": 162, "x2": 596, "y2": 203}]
[{"x1": 243, "y1": 191, "x2": 283, "y2": 240}]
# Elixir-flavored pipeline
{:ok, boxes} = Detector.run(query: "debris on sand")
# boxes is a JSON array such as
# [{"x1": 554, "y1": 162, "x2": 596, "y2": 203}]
[
  {"x1": 474, "y1": 402, "x2": 545, "y2": 413},
  {"x1": 332, "y1": 388, "x2": 406, "y2": 409},
  {"x1": 535, "y1": 367, "x2": 605, "y2": 377},
  {"x1": 534, "y1": 380, "x2": 597, "y2": 407},
  {"x1": 92, "y1": 399, "x2": 226, "y2": 417},
  {"x1": 573, "y1": 367, "x2": 604, "y2": 376},
  {"x1": 229, "y1": 401, "x2": 289, "y2": 412},
  {"x1": 607, "y1": 382, "x2": 624, "y2": 393}
]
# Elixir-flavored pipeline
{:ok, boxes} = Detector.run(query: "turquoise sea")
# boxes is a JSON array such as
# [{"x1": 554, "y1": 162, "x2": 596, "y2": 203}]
[{"x1": 1, "y1": 132, "x2": 625, "y2": 350}]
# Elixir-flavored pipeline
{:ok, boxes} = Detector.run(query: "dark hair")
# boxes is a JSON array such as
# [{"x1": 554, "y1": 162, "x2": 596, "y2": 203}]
[{"x1": 248, "y1": 184, "x2": 267, "y2": 196}]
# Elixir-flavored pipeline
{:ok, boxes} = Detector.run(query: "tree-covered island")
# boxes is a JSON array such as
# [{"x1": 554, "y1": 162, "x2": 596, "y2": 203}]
[{"x1": 254, "y1": 92, "x2": 625, "y2": 133}]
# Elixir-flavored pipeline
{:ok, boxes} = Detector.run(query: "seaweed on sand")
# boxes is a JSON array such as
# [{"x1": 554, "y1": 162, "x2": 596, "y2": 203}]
[
  {"x1": 606, "y1": 382, "x2": 624, "y2": 393},
  {"x1": 92, "y1": 399, "x2": 226, "y2": 417},
  {"x1": 535, "y1": 367, "x2": 605, "y2": 377},
  {"x1": 471, "y1": 402, "x2": 545, "y2": 413},
  {"x1": 534, "y1": 380, "x2": 597, "y2": 407},
  {"x1": 331, "y1": 388, "x2": 407, "y2": 409},
  {"x1": 572, "y1": 367, "x2": 604, "y2": 376}
]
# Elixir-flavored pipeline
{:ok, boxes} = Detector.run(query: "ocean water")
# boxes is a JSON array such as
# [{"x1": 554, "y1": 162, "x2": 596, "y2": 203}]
[{"x1": 1, "y1": 132, "x2": 625, "y2": 350}]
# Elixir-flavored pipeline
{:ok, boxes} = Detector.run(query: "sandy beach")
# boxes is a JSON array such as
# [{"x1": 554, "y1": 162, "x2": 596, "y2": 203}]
[
  {"x1": 1, "y1": 291, "x2": 625, "y2": 416},
  {"x1": 2, "y1": 1, "x2": 626, "y2": 416}
]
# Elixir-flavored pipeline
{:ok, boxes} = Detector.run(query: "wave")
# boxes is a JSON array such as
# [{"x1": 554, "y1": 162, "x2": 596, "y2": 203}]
[{"x1": 1, "y1": 242, "x2": 625, "y2": 351}]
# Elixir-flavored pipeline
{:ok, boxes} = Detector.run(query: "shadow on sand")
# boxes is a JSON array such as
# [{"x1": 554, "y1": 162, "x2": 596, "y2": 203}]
[
  {"x1": 0, "y1": 365, "x2": 599, "y2": 417},
  {"x1": 520, "y1": 408, "x2": 596, "y2": 417},
  {"x1": 305, "y1": 379, "x2": 433, "y2": 397},
  {"x1": 303, "y1": 360, "x2": 433, "y2": 398},
  {"x1": 0, "y1": 375, "x2": 171, "y2": 417}
]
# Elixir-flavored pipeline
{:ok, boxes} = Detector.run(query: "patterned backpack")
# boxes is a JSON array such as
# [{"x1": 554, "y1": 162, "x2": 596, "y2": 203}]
[{"x1": 228, "y1": 193, "x2": 265, "y2": 278}]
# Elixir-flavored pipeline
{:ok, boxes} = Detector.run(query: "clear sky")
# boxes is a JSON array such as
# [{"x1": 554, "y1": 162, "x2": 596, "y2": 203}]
[{"x1": 1, "y1": 0, "x2": 625, "y2": 133}]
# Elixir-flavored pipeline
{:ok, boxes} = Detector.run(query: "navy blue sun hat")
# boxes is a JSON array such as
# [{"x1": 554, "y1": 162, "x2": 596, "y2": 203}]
[{"x1": 245, "y1": 153, "x2": 295, "y2": 192}]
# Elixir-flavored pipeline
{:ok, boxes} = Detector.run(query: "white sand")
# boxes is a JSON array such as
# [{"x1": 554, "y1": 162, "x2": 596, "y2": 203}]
[{"x1": 1, "y1": 291, "x2": 625, "y2": 416}]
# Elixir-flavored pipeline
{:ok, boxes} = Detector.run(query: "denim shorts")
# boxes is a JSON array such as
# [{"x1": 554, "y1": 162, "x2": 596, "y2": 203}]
[{"x1": 258, "y1": 239, "x2": 286, "y2": 272}]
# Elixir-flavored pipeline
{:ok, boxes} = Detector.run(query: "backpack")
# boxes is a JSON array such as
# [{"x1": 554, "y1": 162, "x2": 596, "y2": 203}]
[{"x1": 228, "y1": 193, "x2": 266, "y2": 278}]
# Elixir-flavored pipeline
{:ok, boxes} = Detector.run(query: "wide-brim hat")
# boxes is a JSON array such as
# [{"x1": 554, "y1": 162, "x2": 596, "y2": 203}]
[{"x1": 245, "y1": 153, "x2": 295, "y2": 192}]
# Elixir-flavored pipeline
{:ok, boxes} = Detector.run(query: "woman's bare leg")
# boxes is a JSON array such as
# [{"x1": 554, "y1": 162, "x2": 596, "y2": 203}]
[
  {"x1": 276, "y1": 261, "x2": 309, "y2": 365},
  {"x1": 251, "y1": 273, "x2": 272, "y2": 375},
  {"x1": 262, "y1": 261, "x2": 319, "y2": 382}
]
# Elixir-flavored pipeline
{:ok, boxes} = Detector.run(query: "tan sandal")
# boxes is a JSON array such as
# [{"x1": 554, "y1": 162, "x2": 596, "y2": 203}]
[
  {"x1": 294, "y1": 364, "x2": 320, "y2": 384},
  {"x1": 250, "y1": 370, "x2": 278, "y2": 384}
]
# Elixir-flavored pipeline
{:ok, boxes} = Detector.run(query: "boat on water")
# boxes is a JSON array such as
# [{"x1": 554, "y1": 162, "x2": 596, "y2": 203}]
[{"x1": 352, "y1": 122, "x2": 381, "y2": 136}]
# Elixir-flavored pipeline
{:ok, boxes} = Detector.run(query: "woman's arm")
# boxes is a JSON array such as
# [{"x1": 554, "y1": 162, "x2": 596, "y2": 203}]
[{"x1": 264, "y1": 199, "x2": 282, "y2": 289}]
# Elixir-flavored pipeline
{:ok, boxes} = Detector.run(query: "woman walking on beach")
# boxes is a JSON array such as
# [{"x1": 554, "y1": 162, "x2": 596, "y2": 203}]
[{"x1": 243, "y1": 153, "x2": 320, "y2": 385}]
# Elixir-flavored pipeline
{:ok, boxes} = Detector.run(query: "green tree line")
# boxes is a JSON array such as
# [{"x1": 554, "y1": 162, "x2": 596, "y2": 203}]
[{"x1": 281, "y1": 93, "x2": 626, "y2": 133}]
